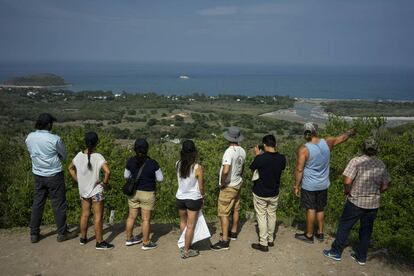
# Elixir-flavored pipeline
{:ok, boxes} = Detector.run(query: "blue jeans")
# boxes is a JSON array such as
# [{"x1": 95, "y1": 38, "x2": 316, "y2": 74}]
[{"x1": 330, "y1": 200, "x2": 378, "y2": 261}]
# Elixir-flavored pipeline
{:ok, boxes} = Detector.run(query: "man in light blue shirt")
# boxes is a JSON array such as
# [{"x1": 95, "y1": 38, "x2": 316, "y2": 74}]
[{"x1": 25, "y1": 113, "x2": 76, "y2": 243}]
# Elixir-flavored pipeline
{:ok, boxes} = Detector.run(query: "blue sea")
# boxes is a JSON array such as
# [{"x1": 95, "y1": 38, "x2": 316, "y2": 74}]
[{"x1": 1, "y1": 61, "x2": 413, "y2": 100}]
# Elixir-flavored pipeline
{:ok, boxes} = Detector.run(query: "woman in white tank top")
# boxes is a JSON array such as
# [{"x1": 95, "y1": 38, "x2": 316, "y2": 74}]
[{"x1": 175, "y1": 140, "x2": 205, "y2": 259}]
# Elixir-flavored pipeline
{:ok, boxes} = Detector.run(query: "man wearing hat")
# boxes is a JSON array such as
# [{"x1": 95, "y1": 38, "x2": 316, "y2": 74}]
[
  {"x1": 25, "y1": 113, "x2": 76, "y2": 243},
  {"x1": 323, "y1": 138, "x2": 391, "y2": 265},
  {"x1": 211, "y1": 126, "x2": 246, "y2": 251},
  {"x1": 294, "y1": 122, "x2": 355, "y2": 243}
]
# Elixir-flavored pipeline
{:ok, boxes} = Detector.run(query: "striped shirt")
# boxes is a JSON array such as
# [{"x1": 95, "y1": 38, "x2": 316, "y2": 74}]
[{"x1": 343, "y1": 155, "x2": 390, "y2": 209}]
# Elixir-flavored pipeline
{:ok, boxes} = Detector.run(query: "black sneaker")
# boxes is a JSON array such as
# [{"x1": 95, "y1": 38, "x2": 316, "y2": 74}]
[
  {"x1": 268, "y1": 241, "x2": 275, "y2": 247},
  {"x1": 31, "y1": 235, "x2": 40, "y2": 243},
  {"x1": 141, "y1": 241, "x2": 158, "y2": 251},
  {"x1": 315, "y1": 233, "x2": 324, "y2": 242},
  {"x1": 251, "y1": 243, "x2": 269, "y2": 252},
  {"x1": 210, "y1": 240, "x2": 230, "y2": 251},
  {"x1": 294, "y1": 233, "x2": 314, "y2": 244},
  {"x1": 125, "y1": 235, "x2": 142, "y2": 246},
  {"x1": 80, "y1": 237, "x2": 87, "y2": 245},
  {"x1": 57, "y1": 230, "x2": 78, "y2": 242},
  {"x1": 96, "y1": 241, "x2": 114, "y2": 250},
  {"x1": 219, "y1": 231, "x2": 238, "y2": 240},
  {"x1": 350, "y1": 252, "x2": 366, "y2": 265}
]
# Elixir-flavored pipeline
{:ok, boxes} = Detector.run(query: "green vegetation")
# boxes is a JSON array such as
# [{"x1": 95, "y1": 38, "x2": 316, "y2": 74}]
[
  {"x1": 2, "y1": 73, "x2": 68, "y2": 86},
  {"x1": 0, "y1": 88, "x2": 298, "y2": 142},
  {"x1": 322, "y1": 100, "x2": 414, "y2": 117},
  {"x1": 1, "y1": 88, "x2": 413, "y2": 260}
]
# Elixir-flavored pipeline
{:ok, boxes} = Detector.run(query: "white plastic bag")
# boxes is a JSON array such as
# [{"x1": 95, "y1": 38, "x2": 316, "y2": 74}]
[{"x1": 177, "y1": 211, "x2": 211, "y2": 248}]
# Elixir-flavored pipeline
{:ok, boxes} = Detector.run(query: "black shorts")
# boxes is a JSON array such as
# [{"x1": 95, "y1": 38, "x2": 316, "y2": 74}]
[
  {"x1": 176, "y1": 198, "x2": 203, "y2": 211},
  {"x1": 300, "y1": 188, "x2": 327, "y2": 212}
]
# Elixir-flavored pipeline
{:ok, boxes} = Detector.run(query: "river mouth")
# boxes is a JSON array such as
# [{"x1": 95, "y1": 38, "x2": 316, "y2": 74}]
[{"x1": 261, "y1": 99, "x2": 414, "y2": 127}]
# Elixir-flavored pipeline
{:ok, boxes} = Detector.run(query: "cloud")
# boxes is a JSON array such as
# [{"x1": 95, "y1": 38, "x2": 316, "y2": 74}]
[
  {"x1": 197, "y1": 3, "x2": 303, "y2": 17},
  {"x1": 196, "y1": 6, "x2": 239, "y2": 16}
]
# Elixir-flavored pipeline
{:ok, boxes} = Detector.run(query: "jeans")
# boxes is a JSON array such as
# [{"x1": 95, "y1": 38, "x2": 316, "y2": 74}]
[
  {"x1": 253, "y1": 193, "x2": 279, "y2": 246},
  {"x1": 330, "y1": 200, "x2": 378, "y2": 261},
  {"x1": 30, "y1": 172, "x2": 68, "y2": 236}
]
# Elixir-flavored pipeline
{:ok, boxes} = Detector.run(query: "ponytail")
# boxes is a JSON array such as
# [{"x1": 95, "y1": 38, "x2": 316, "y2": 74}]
[
  {"x1": 87, "y1": 147, "x2": 93, "y2": 170},
  {"x1": 84, "y1": 132, "x2": 99, "y2": 171}
]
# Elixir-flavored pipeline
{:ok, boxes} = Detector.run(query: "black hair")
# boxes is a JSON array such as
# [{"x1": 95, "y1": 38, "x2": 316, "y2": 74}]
[
  {"x1": 35, "y1": 113, "x2": 56, "y2": 131},
  {"x1": 134, "y1": 139, "x2": 149, "y2": 168},
  {"x1": 179, "y1": 140, "x2": 198, "y2": 178},
  {"x1": 35, "y1": 121, "x2": 52, "y2": 131},
  {"x1": 262, "y1": 134, "x2": 276, "y2": 147},
  {"x1": 85, "y1": 132, "x2": 99, "y2": 170}
]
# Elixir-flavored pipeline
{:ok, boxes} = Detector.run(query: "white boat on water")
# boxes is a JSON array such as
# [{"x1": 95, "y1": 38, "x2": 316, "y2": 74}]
[{"x1": 179, "y1": 75, "x2": 189, "y2": 80}]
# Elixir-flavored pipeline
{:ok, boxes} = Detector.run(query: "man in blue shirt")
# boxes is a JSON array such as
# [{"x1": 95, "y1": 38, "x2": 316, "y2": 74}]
[
  {"x1": 26, "y1": 113, "x2": 76, "y2": 243},
  {"x1": 294, "y1": 123, "x2": 354, "y2": 243}
]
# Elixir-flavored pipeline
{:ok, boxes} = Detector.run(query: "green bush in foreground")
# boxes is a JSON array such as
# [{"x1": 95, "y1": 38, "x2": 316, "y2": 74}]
[{"x1": 0, "y1": 117, "x2": 413, "y2": 259}]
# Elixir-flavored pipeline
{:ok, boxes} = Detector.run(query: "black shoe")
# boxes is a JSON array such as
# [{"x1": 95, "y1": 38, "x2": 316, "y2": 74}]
[
  {"x1": 80, "y1": 237, "x2": 87, "y2": 245},
  {"x1": 219, "y1": 231, "x2": 238, "y2": 240},
  {"x1": 251, "y1": 243, "x2": 269, "y2": 252},
  {"x1": 315, "y1": 233, "x2": 324, "y2": 242},
  {"x1": 96, "y1": 241, "x2": 114, "y2": 250},
  {"x1": 268, "y1": 241, "x2": 275, "y2": 247},
  {"x1": 211, "y1": 240, "x2": 230, "y2": 251},
  {"x1": 350, "y1": 252, "x2": 366, "y2": 265},
  {"x1": 31, "y1": 235, "x2": 40, "y2": 243},
  {"x1": 294, "y1": 233, "x2": 314, "y2": 244},
  {"x1": 57, "y1": 230, "x2": 78, "y2": 242}
]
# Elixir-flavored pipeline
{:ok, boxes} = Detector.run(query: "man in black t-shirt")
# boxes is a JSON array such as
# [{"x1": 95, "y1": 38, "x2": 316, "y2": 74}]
[{"x1": 249, "y1": 134, "x2": 286, "y2": 252}]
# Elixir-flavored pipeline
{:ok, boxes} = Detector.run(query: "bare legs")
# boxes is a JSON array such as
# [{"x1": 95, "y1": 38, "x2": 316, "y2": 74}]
[
  {"x1": 305, "y1": 209, "x2": 324, "y2": 237},
  {"x1": 316, "y1": 211, "x2": 324, "y2": 234},
  {"x1": 231, "y1": 208, "x2": 239, "y2": 234},
  {"x1": 125, "y1": 207, "x2": 152, "y2": 244},
  {"x1": 92, "y1": 201, "x2": 104, "y2": 243},
  {"x1": 141, "y1": 209, "x2": 151, "y2": 245},
  {"x1": 219, "y1": 208, "x2": 239, "y2": 241},
  {"x1": 179, "y1": 209, "x2": 198, "y2": 251},
  {"x1": 125, "y1": 208, "x2": 139, "y2": 240},
  {"x1": 79, "y1": 198, "x2": 104, "y2": 242}
]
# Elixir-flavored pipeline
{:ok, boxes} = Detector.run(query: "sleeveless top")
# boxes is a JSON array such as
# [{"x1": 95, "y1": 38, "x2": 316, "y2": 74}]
[
  {"x1": 302, "y1": 139, "x2": 330, "y2": 191},
  {"x1": 175, "y1": 162, "x2": 202, "y2": 200}
]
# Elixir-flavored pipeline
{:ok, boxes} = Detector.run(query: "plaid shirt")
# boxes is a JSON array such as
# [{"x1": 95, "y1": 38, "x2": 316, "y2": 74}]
[{"x1": 343, "y1": 155, "x2": 390, "y2": 209}]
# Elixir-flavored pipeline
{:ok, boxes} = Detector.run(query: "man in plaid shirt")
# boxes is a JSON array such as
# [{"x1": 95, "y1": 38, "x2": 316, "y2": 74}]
[{"x1": 323, "y1": 138, "x2": 391, "y2": 265}]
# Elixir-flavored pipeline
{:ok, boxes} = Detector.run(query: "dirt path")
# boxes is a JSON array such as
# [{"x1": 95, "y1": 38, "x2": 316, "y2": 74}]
[{"x1": 0, "y1": 221, "x2": 412, "y2": 276}]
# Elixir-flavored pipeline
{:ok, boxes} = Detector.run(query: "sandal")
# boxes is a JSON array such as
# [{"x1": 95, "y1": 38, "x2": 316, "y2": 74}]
[{"x1": 181, "y1": 248, "x2": 199, "y2": 259}]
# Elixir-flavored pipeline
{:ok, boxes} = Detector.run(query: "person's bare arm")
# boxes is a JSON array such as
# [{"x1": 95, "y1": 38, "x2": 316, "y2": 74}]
[
  {"x1": 68, "y1": 162, "x2": 77, "y2": 182},
  {"x1": 101, "y1": 163, "x2": 110, "y2": 188},
  {"x1": 220, "y1": 164, "x2": 231, "y2": 188},
  {"x1": 343, "y1": 176, "x2": 353, "y2": 196},
  {"x1": 196, "y1": 165, "x2": 205, "y2": 197},
  {"x1": 294, "y1": 145, "x2": 308, "y2": 197},
  {"x1": 380, "y1": 181, "x2": 390, "y2": 193},
  {"x1": 325, "y1": 129, "x2": 355, "y2": 150}
]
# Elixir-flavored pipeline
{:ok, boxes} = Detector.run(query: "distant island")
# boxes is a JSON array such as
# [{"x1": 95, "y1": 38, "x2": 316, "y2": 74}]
[{"x1": 1, "y1": 73, "x2": 69, "y2": 87}]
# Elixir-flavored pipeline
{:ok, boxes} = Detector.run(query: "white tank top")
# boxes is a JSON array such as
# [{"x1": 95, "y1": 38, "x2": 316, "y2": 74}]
[{"x1": 175, "y1": 162, "x2": 202, "y2": 200}]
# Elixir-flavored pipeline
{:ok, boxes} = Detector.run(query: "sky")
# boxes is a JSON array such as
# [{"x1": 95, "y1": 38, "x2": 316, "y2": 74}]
[{"x1": 1, "y1": 0, "x2": 414, "y2": 67}]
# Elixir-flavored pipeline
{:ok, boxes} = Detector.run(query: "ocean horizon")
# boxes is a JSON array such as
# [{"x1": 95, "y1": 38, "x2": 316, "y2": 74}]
[{"x1": 1, "y1": 61, "x2": 413, "y2": 100}]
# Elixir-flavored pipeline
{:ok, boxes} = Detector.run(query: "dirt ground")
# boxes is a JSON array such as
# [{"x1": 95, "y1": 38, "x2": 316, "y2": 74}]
[{"x1": 0, "y1": 221, "x2": 412, "y2": 276}]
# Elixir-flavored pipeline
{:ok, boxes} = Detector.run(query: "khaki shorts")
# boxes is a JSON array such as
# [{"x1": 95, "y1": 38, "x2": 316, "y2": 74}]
[
  {"x1": 128, "y1": 190, "x2": 156, "y2": 210},
  {"x1": 218, "y1": 186, "x2": 241, "y2": 217}
]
